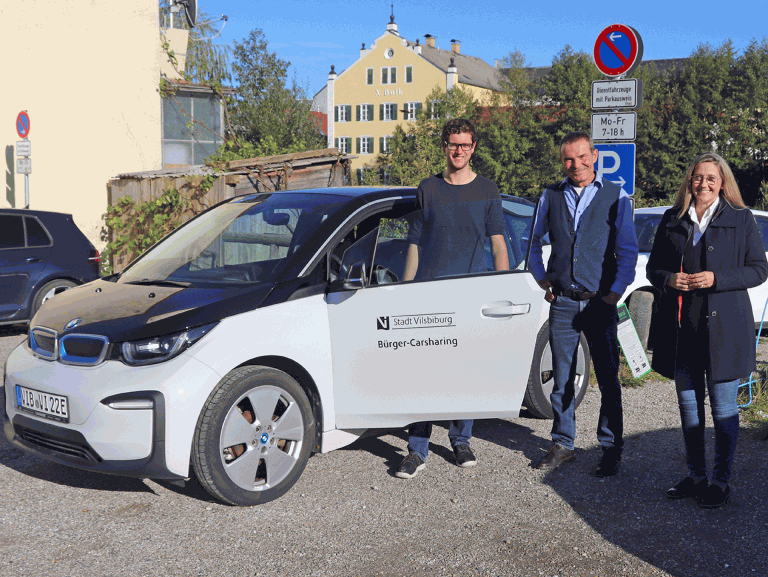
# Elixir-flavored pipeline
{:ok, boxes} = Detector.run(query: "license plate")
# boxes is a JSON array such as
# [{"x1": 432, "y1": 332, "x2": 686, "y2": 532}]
[{"x1": 16, "y1": 385, "x2": 69, "y2": 423}]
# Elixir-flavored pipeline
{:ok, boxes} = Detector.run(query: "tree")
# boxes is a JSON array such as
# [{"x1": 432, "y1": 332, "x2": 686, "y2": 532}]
[
  {"x1": 473, "y1": 51, "x2": 559, "y2": 197},
  {"x1": 229, "y1": 29, "x2": 324, "y2": 154}
]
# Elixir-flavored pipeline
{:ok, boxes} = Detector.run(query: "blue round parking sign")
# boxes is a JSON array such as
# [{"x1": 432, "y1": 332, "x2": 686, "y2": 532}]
[
  {"x1": 593, "y1": 24, "x2": 643, "y2": 77},
  {"x1": 16, "y1": 111, "x2": 31, "y2": 139}
]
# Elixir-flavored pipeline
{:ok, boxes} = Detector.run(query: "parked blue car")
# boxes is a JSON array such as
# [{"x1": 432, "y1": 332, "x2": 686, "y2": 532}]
[{"x1": 0, "y1": 209, "x2": 100, "y2": 325}]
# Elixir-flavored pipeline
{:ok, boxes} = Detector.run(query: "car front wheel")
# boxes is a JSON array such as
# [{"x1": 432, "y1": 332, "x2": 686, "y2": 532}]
[
  {"x1": 523, "y1": 320, "x2": 591, "y2": 419},
  {"x1": 31, "y1": 279, "x2": 77, "y2": 317},
  {"x1": 192, "y1": 366, "x2": 314, "y2": 506}
]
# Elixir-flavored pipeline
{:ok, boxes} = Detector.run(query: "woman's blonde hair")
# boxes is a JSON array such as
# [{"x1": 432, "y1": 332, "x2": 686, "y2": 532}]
[{"x1": 673, "y1": 152, "x2": 746, "y2": 218}]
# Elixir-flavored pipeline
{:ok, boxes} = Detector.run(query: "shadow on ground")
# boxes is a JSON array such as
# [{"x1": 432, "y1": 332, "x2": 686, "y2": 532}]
[{"x1": 542, "y1": 427, "x2": 768, "y2": 576}]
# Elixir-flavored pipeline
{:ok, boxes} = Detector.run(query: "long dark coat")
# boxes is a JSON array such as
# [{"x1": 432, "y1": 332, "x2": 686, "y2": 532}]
[{"x1": 646, "y1": 201, "x2": 768, "y2": 381}]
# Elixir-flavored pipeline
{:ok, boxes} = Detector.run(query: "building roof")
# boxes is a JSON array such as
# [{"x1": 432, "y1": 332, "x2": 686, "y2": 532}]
[{"x1": 409, "y1": 40, "x2": 504, "y2": 91}]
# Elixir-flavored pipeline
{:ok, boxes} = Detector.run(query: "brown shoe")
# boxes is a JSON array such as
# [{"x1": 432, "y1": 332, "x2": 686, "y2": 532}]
[{"x1": 534, "y1": 444, "x2": 575, "y2": 470}]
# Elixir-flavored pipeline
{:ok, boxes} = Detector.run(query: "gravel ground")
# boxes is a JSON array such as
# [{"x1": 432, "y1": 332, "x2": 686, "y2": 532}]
[{"x1": 1, "y1": 325, "x2": 767, "y2": 577}]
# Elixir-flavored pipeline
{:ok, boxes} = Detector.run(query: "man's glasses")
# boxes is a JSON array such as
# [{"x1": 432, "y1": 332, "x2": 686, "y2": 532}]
[
  {"x1": 691, "y1": 175, "x2": 720, "y2": 185},
  {"x1": 444, "y1": 142, "x2": 474, "y2": 151}
]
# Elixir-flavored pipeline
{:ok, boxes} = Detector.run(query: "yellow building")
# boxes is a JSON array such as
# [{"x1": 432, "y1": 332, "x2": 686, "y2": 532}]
[{"x1": 318, "y1": 15, "x2": 504, "y2": 177}]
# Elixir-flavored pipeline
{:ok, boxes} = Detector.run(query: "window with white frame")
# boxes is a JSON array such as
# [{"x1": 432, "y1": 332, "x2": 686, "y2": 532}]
[
  {"x1": 162, "y1": 91, "x2": 224, "y2": 167},
  {"x1": 405, "y1": 65, "x2": 413, "y2": 83},
  {"x1": 381, "y1": 103, "x2": 397, "y2": 121},
  {"x1": 357, "y1": 103, "x2": 374, "y2": 122},
  {"x1": 335, "y1": 104, "x2": 352, "y2": 122},
  {"x1": 405, "y1": 101, "x2": 421, "y2": 121},
  {"x1": 335, "y1": 136, "x2": 351, "y2": 153},
  {"x1": 357, "y1": 136, "x2": 374, "y2": 154},
  {"x1": 379, "y1": 135, "x2": 393, "y2": 154},
  {"x1": 381, "y1": 66, "x2": 397, "y2": 84},
  {"x1": 366, "y1": 68, "x2": 374, "y2": 85}
]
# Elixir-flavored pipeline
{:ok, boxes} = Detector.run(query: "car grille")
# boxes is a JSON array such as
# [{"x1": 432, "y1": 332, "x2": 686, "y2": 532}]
[
  {"x1": 59, "y1": 334, "x2": 109, "y2": 366},
  {"x1": 30, "y1": 327, "x2": 109, "y2": 366},
  {"x1": 19, "y1": 426, "x2": 101, "y2": 463}
]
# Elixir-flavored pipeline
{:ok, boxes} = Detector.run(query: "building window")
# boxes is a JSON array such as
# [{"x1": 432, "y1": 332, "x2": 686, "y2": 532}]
[
  {"x1": 162, "y1": 92, "x2": 224, "y2": 167},
  {"x1": 379, "y1": 135, "x2": 393, "y2": 154},
  {"x1": 430, "y1": 100, "x2": 439, "y2": 120},
  {"x1": 335, "y1": 105, "x2": 352, "y2": 122},
  {"x1": 381, "y1": 103, "x2": 397, "y2": 121},
  {"x1": 335, "y1": 136, "x2": 351, "y2": 153},
  {"x1": 367, "y1": 68, "x2": 374, "y2": 85},
  {"x1": 357, "y1": 104, "x2": 374, "y2": 122},
  {"x1": 357, "y1": 136, "x2": 374, "y2": 155},
  {"x1": 406, "y1": 65, "x2": 413, "y2": 83},
  {"x1": 381, "y1": 66, "x2": 397, "y2": 84},
  {"x1": 405, "y1": 101, "x2": 422, "y2": 121}
]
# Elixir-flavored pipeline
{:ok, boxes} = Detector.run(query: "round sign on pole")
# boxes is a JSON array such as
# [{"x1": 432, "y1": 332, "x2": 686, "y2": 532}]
[
  {"x1": 593, "y1": 24, "x2": 643, "y2": 77},
  {"x1": 16, "y1": 111, "x2": 31, "y2": 139}
]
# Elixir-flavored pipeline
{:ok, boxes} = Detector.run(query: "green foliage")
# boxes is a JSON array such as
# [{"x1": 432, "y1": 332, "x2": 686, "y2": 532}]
[
  {"x1": 230, "y1": 29, "x2": 324, "y2": 154},
  {"x1": 100, "y1": 189, "x2": 188, "y2": 274}
]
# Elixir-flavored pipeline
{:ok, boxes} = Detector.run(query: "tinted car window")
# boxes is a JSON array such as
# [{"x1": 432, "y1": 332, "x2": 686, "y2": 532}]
[
  {"x1": 635, "y1": 213, "x2": 662, "y2": 253},
  {"x1": 119, "y1": 193, "x2": 348, "y2": 287},
  {"x1": 755, "y1": 217, "x2": 768, "y2": 252},
  {"x1": 0, "y1": 215, "x2": 25, "y2": 248},
  {"x1": 25, "y1": 217, "x2": 51, "y2": 247}
]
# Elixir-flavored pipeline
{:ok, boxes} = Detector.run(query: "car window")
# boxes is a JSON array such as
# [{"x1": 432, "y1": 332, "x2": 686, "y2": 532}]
[
  {"x1": 0, "y1": 215, "x2": 25, "y2": 249},
  {"x1": 755, "y1": 217, "x2": 768, "y2": 252},
  {"x1": 501, "y1": 199, "x2": 534, "y2": 270},
  {"x1": 24, "y1": 217, "x2": 52, "y2": 247},
  {"x1": 119, "y1": 193, "x2": 348, "y2": 287},
  {"x1": 333, "y1": 200, "x2": 516, "y2": 287},
  {"x1": 635, "y1": 214, "x2": 662, "y2": 253}
]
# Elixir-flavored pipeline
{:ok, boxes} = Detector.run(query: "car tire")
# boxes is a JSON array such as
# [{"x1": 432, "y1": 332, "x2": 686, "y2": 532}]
[
  {"x1": 523, "y1": 320, "x2": 591, "y2": 419},
  {"x1": 192, "y1": 366, "x2": 315, "y2": 506},
  {"x1": 31, "y1": 279, "x2": 77, "y2": 317},
  {"x1": 628, "y1": 291, "x2": 654, "y2": 351}
]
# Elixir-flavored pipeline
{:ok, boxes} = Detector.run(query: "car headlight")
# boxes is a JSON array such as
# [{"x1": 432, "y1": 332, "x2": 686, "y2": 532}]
[{"x1": 121, "y1": 322, "x2": 218, "y2": 366}]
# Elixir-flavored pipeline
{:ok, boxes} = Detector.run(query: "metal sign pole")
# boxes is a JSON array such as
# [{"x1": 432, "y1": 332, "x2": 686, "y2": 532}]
[{"x1": 25, "y1": 174, "x2": 29, "y2": 208}]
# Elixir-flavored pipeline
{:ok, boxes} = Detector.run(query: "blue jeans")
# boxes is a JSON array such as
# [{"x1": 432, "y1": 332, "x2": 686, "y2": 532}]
[
  {"x1": 549, "y1": 295, "x2": 622, "y2": 452},
  {"x1": 675, "y1": 369, "x2": 740, "y2": 484},
  {"x1": 407, "y1": 420, "x2": 473, "y2": 461}
]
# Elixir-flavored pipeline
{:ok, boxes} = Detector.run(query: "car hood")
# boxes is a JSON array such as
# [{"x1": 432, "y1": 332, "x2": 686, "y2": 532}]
[{"x1": 30, "y1": 279, "x2": 274, "y2": 341}]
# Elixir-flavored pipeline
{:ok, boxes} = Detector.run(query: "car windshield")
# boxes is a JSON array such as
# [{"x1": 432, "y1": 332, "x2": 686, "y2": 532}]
[
  {"x1": 119, "y1": 192, "x2": 348, "y2": 287},
  {"x1": 635, "y1": 213, "x2": 663, "y2": 253}
]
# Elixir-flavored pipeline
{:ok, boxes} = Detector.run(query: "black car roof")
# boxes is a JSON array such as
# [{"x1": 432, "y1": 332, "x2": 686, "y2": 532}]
[{"x1": 0, "y1": 208, "x2": 75, "y2": 219}]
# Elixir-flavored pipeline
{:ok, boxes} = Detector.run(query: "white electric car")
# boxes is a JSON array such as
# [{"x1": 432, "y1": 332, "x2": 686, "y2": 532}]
[{"x1": 3, "y1": 187, "x2": 590, "y2": 506}]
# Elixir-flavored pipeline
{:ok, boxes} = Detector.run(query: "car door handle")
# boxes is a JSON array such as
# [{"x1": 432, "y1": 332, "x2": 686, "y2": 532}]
[
  {"x1": 25, "y1": 257, "x2": 41, "y2": 263},
  {"x1": 481, "y1": 304, "x2": 531, "y2": 318}
]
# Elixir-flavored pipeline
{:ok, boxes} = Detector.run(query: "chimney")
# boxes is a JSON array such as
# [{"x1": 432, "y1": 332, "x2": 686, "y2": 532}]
[
  {"x1": 424, "y1": 34, "x2": 436, "y2": 48},
  {"x1": 447, "y1": 57, "x2": 458, "y2": 90},
  {"x1": 451, "y1": 39, "x2": 461, "y2": 54}
]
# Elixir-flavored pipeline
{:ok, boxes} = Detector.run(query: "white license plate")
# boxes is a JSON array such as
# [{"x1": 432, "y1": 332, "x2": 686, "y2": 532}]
[{"x1": 16, "y1": 385, "x2": 69, "y2": 423}]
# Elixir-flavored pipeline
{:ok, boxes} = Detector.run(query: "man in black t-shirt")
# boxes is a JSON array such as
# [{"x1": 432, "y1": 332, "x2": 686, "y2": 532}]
[{"x1": 396, "y1": 118, "x2": 509, "y2": 479}]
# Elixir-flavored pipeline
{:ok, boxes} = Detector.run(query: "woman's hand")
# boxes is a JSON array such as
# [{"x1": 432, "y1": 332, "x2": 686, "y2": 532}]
[{"x1": 667, "y1": 271, "x2": 715, "y2": 290}]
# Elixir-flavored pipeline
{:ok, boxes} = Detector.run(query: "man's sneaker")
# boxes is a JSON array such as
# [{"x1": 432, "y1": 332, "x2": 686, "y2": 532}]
[
  {"x1": 395, "y1": 452, "x2": 426, "y2": 479},
  {"x1": 453, "y1": 444, "x2": 477, "y2": 468}
]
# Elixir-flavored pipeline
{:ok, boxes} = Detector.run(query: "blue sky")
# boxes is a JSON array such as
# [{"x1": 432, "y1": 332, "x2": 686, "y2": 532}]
[{"x1": 196, "y1": 0, "x2": 768, "y2": 95}]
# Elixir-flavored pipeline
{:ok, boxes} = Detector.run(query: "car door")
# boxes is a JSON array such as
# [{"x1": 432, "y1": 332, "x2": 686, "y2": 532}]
[
  {"x1": 0, "y1": 214, "x2": 53, "y2": 320},
  {"x1": 750, "y1": 214, "x2": 768, "y2": 324},
  {"x1": 325, "y1": 204, "x2": 543, "y2": 429}
]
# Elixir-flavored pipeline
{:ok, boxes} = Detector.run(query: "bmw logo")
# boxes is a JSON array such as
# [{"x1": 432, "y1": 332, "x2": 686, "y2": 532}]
[
  {"x1": 260, "y1": 433, "x2": 270, "y2": 444},
  {"x1": 64, "y1": 318, "x2": 82, "y2": 331}
]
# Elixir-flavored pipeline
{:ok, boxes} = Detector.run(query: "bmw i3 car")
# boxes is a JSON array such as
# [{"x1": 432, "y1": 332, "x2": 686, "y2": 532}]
[{"x1": 3, "y1": 187, "x2": 590, "y2": 506}]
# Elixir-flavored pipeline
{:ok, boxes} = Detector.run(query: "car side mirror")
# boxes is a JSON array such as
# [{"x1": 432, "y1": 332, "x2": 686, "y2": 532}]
[{"x1": 342, "y1": 260, "x2": 368, "y2": 290}]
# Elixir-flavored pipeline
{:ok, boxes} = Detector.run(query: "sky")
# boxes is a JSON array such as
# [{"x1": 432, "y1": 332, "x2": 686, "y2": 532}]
[{"x1": 193, "y1": 0, "x2": 768, "y2": 95}]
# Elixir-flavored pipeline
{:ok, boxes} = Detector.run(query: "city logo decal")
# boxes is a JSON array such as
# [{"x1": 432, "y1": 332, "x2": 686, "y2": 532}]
[
  {"x1": 375, "y1": 313, "x2": 455, "y2": 331},
  {"x1": 377, "y1": 316, "x2": 390, "y2": 330}
]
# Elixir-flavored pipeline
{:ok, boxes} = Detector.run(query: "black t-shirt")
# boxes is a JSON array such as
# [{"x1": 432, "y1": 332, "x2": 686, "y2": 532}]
[{"x1": 407, "y1": 173, "x2": 505, "y2": 279}]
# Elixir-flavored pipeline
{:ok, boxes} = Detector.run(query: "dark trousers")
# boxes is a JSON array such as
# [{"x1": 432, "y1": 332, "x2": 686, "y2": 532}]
[{"x1": 549, "y1": 295, "x2": 623, "y2": 452}]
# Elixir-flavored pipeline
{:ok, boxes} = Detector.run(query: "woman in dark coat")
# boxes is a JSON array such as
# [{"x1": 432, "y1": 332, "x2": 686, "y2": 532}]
[{"x1": 646, "y1": 152, "x2": 768, "y2": 508}]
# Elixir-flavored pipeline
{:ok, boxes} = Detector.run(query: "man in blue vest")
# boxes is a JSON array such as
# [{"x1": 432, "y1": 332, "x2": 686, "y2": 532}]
[{"x1": 529, "y1": 131, "x2": 639, "y2": 476}]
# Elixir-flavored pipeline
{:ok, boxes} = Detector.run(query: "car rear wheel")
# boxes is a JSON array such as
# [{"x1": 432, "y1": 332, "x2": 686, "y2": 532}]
[
  {"x1": 192, "y1": 366, "x2": 314, "y2": 506},
  {"x1": 524, "y1": 320, "x2": 591, "y2": 419},
  {"x1": 31, "y1": 279, "x2": 77, "y2": 317}
]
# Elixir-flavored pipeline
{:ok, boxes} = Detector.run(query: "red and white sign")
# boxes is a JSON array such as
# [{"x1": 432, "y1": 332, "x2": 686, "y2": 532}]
[
  {"x1": 593, "y1": 24, "x2": 643, "y2": 77},
  {"x1": 16, "y1": 111, "x2": 31, "y2": 139}
]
